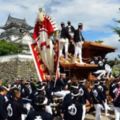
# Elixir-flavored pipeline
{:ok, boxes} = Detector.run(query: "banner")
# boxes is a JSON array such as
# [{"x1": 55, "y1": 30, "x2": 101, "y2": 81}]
[
  {"x1": 29, "y1": 42, "x2": 49, "y2": 81},
  {"x1": 31, "y1": 9, "x2": 59, "y2": 81}
]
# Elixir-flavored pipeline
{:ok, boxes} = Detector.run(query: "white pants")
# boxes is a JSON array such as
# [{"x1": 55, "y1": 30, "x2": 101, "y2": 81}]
[
  {"x1": 104, "y1": 101, "x2": 111, "y2": 116},
  {"x1": 105, "y1": 64, "x2": 112, "y2": 79},
  {"x1": 21, "y1": 103, "x2": 32, "y2": 120},
  {"x1": 114, "y1": 107, "x2": 120, "y2": 120},
  {"x1": 21, "y1": 114, "x2": 27, "y2": 120},
  {"x1": 53, "y1": 90, "x2": 70, "y2": 98},
  {"x1": 94, "y1": 104, "x2": 104, "y2": 120},
  {"x1": 59, "y1": 38, "x2": 69, "y2": 58},
  {"x1": 94, "y1": 70, "x2": 106, "y2": 80},
  {"x1": 74, "y1": 42, "x2": 83, "y2": 63},
  {"x1": 94, "y1": 64, "x2": 112, "y2": 80},
  {"x1": 45, "y1": 105, "x2": 53, "y2": 115},
  {"x1": 82, "y1": 105, "x2": 86, "y2": 120}
]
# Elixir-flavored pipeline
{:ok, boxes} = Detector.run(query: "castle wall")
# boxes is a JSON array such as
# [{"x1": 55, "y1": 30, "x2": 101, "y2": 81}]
[{"x1": 0, "y1": 54, "x2": 38, "y2": 82}]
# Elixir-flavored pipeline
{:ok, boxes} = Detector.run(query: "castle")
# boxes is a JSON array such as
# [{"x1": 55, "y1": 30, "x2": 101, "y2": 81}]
[
  {"x1": 0, "y1": 15, "x2": 37, "y2": 80},
  {"x1": 0, "y1": 14, "x2": 33, "y2": 42}
]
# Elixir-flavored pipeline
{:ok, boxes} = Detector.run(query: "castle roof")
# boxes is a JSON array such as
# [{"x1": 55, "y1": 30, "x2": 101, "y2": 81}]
[{"x1": 0, "y1": 15, "x2": 33, "y2": 30}]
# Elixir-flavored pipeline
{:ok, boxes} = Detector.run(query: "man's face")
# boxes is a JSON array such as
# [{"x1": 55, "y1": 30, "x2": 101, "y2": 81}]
[
  {"x1": 71, "y1": 87, "x2": 79, "y2": 95},
  {"x1": 15, "y1": 90, "x2": 21, "y2": 99},
  {"x1": 46, "y1": 75, "x2": 51, "y2": 81},
  {"x1": 78, "y1": 25, "x2": 83, "y2": 30},
  {"x1": 61, "y1": 74, "x2": 66, "y2": 79},
  {"x1": 118, "y1": 81, "x2": 120, "y2": 87},
  {"x1": 3, "y1": 90, "x2": 7, "y2": 95},
  {"x1": 61, "y1": 24, "x2": 65, "y2": 28}
]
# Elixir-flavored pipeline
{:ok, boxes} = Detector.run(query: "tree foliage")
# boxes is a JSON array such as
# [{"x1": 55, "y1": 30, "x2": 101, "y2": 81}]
[
  {"x1": 95, "y1": 40, "x2": 103, "y2": 43},
  {"x1": 113, "y1": 27, "x2": 120, "y2": 37},
  {"x1": 0, "y1": 40, "x2": 23, "y2": 56},
  {"x1": 113, "y1": 9, "x2": 120, "y2": 37}
]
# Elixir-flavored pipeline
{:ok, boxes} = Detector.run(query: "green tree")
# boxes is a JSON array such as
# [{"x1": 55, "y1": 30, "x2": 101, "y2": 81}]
[
  {"x1": 0, "y1": 40, "x2": 23, "y2": 56},
  {"x1": 113, "y1": 21, "x2": 120, "y2": 41},
  {"x1": 113, "y1": 9, "x2": 120, "y2": 41},
  {"x1": 113, "y1": 9, "x2": 120, "y2": 59},
  {"x1": 95, "y1": 40, "x2": 103, "y2": 43}
]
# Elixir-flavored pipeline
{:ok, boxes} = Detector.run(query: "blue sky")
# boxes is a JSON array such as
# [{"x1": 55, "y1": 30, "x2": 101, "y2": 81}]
[{"x1": 0, "y1": 0, "x2": 120, "y2": 59}]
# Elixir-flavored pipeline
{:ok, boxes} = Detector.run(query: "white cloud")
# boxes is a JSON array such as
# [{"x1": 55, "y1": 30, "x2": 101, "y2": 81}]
[
  {"x1": 0, "y1": 0, "x2": 119, "y2": 30},
  {"x1": 0, "y1": 0, "x2": 48, "y2": 26},
  {"x1": 46, "y1": 0, "x2": 120, "y2": 31},
  {"x1": 103, "y1": 34, "x2": 120, "y2": 59}
]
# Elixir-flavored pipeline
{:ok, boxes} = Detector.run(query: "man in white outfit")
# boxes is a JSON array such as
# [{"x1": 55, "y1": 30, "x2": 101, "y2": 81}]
[
  {"x1": 91, "y1": 80, "x2": 104, "y2": 120},
  {"x1": 74, "y1": 23, "x2": 85, "y2": 64},
  {"x1": 94, "y1": 63, "x2": 112, "y2": 80},
  {"x1": 59, "y1": 22, "x2": 69, "y2": 59}
]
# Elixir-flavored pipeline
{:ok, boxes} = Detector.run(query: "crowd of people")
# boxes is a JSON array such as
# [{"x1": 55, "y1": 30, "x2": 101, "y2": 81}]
[{"x1": 0, "y1": 73, "x2": 120, "y2": 120}]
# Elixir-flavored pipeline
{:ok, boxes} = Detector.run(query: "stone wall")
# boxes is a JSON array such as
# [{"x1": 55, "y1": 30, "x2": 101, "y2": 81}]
[{"x1": 0, "y1": 59, "x2": 38, "y2": 82}]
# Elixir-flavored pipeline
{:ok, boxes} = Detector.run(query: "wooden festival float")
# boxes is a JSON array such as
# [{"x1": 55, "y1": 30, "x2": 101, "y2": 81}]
[
  {"x1": 30, "y1": 8, "x2": 116, "y2": 83},
  {"x1": 59, "y1": 41, "x2": 116, "y2": 81}
]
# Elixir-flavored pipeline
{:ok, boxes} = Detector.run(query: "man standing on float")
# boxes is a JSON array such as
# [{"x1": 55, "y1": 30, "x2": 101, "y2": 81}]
[
  {"x1": 59, "y1": 22, "x2": 69, "y2": 59},
  {"x1": 74, "y1": 23, "x2": 85, "y2": 64}
]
